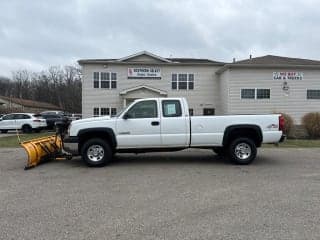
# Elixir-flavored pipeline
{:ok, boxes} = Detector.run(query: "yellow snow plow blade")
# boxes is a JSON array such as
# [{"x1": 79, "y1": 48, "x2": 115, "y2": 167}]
[{"x1": 21, "y1": 135, "x2": 63, "y2": 170}]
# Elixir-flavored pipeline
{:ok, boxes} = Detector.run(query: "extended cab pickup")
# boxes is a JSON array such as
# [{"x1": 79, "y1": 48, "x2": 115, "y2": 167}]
[{"x1": 63, "y1": 98, "x2": 285, "y2": 166}]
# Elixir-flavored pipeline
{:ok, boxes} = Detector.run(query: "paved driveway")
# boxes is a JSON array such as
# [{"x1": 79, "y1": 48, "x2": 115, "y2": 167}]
[{"x1": 0, "y1": 148, "x2": 320, "y2": 240}]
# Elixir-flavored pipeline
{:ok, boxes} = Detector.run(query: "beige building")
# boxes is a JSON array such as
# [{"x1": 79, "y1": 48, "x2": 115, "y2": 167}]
[{"x1": 79, "y1": 51, "x2": 320, "y2": 123}]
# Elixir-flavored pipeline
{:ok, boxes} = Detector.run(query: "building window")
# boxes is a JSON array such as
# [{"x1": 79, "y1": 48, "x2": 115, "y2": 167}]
[
  {"x1": 93, "y1": 107, "x2": 99, "y2": 117},
  {"x1": 111, "y1": 73, "x2": 117, "y2": 89},
  {"x1": 257, "y1": 89, "x2": 270, "y2": 99},
  {"x1": 100, "y1": 107, "x2": 110, "y2": 116},
  {"x1": 101, "y1": 72, "x2": 110, "y2": 88},
  {"x1": 172, "y1": 74, "x2": 177, "y2": 89},
  {"x1": 189, "y1": 108, "x2": 194, "y2": 116},
  {"x1": 93, "y1": 72, "x2": 99, "y2": 88},
  {"x1": 172, "y1": 73, "x2": 194, "y2": 90},
  {"x1": 241, "y1": 89, "x2": 255, "y2": 99},
  {"x1": 93, "y1": 107, "x2": 116, "y2": 117},
  {"x1": 241, "y1": 88, "x2": 270, "y2": 99},
  {"x1": 203, "y1": 108, "x2": 215, "y2": 115},
  {"x1": 188, "y1": 74, "x2": 194, "y2": 90},
  {"x1": 93, "y1": 72, "x2": 117, "y2": 89},
  {"x1": 178, "y1": 74, "x2": 188, "y2": 89},
  {"x1": 307, "y1": 90, "x2": 320, "y2": 99},
  {"x1": 111, "y1": 108, "x2": 117, "y2": 116}
]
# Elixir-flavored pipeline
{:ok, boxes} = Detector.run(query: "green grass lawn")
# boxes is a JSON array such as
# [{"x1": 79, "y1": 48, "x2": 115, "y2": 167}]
[
  {"x1": 0, "y1": 132, "x2": 54, "y2": 148},
  {"x1": 263, "y1": 139, "x2": 320, "y2": 148}
]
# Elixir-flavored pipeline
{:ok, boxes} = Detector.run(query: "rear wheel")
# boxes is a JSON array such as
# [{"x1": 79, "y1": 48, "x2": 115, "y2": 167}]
[
  {"x1": 22, "y1": 125, "x2": 32, "y2": 133},
  {"x1": 81, "y1": 138, "x2": 112, "y2": 167},
  {"x1": 228, "y1": 137, "x2": 257, "y2": 165}
]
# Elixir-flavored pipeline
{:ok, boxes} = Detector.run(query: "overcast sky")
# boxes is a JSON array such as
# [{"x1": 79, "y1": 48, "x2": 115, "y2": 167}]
[{"x1": 0, "y1": 0, "x2": 319, "y2": 77}]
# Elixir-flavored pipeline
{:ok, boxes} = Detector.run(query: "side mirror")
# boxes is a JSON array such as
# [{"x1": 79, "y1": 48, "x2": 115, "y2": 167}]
[{"x1": 123, "y1": 113, "x2": 131, "y2": 120}]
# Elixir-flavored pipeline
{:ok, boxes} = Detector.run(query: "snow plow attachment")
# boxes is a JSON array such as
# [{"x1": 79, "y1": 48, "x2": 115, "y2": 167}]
[{"x1": 21, "y1": 135, "x2": 65, "y2": 170}]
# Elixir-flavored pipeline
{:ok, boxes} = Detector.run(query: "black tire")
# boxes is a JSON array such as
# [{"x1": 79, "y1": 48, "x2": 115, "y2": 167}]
[
  {"x1": 34, "y1": 128, "x2": 41, "y2": 133},
  {"x1": 22, "y1": 125, "x2": 32, "y2": 134},
  {"x1": 228, "y1": 137, "x2": 257, "y2": 165},
  {"x1": 0, "y1": 130, "x2": 8, "y2": 133},
  {"x1": 213, "y1": 147, "x2": 225, "y2": 156},
  {"x1": 81, "y1": 138, "x2": 112, "y2": 167}
]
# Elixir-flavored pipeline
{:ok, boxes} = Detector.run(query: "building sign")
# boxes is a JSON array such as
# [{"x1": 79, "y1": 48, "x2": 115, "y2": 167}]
[
  {"x1": 273, "y1": 72, "x2": 303, "y2": 80},
  {"x1": 128, "y1": 67, "x2": 161, "y2": 79}
]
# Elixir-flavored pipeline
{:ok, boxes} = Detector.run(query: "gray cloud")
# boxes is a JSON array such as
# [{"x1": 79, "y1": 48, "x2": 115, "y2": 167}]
[{"x1": 0, "y1": 0, "x2": 319, "y2": 77}]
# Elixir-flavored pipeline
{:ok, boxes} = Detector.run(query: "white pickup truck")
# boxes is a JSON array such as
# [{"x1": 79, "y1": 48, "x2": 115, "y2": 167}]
[{"x1": 63, "y1": 98, "x2": 285, "y2": 166}]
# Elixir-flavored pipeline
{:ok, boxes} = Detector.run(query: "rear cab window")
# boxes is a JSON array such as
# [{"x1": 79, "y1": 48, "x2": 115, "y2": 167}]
[{"x1": 162, "y1": 100, "x2": 182, "y2": 117}]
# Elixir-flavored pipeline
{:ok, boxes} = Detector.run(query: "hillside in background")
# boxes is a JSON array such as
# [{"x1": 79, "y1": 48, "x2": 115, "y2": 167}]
[{"x1": 0, "y1": 65, "x2": 82, "y2": 113}]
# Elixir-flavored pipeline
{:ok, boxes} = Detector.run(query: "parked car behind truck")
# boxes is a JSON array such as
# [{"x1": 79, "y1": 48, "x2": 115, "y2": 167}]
[
  {"x1": 40, "y1": 111, "x2": 70, "y2": 130},
  {"x1": 62, "y1": 98, "x2": 285, "y2": 166},
  {"x1": 0, "y1": 113, "x2": 47, "y2": 133}
]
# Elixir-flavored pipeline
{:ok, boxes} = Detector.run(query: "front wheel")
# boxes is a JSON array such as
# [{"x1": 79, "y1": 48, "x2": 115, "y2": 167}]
[
  {"x1": 81, "y1": 138, "x2": 112, "y2": 167},
  {"x1": 228, "y1": 138, "x2": 257, "y2": 165}
]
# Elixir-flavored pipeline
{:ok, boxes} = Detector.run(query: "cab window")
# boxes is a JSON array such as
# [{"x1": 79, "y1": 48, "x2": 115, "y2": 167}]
[
  {"x1": 126, "y1": 100, "x2": 158, "y2": 119},
  {"x1": 162, "y1": 100, "x2": 182, "y2": 117}
]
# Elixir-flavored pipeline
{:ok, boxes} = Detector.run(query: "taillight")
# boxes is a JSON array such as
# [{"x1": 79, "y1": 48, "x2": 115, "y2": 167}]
[{"x1": 279, "y1": 115, "x2": 285, "y2": 131}]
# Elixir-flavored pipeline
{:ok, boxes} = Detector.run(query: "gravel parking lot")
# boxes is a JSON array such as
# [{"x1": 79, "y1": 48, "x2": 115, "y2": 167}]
[{"x1": 0, "y1": 148, "x2": 320, "y2": 240}]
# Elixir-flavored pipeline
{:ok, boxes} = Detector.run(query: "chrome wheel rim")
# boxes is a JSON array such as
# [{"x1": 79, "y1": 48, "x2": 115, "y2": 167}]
[
  {"x1": 235, "y1": 143, "x2": 251, "y2": 160},
  {"x1": 87, "y1": 145, "x2": 104, "y2": 162}
]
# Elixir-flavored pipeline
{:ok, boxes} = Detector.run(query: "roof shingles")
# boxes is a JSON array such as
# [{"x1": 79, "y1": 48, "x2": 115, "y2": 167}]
[{"x1": 234, "y1": 55, "x2": 320, "y2": 65}]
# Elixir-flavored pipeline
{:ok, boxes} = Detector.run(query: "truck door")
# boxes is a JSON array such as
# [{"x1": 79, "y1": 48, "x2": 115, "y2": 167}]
[
  {"x1": 160, "y1": 99, "x2": 189, "y2": 147},
  {"x1": 116, "y1": 100, "x2": 161, "y2": 148}
]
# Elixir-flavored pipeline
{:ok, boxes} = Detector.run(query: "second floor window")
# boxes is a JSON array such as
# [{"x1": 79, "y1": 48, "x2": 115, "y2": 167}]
[
  {"x1": 93, "y1": 72, "x2": 117, "y2": 89},
  {"x1": 172, "y1": 73, "x2": 194, "y2": 90},
  {"x1": 93, "y1": 72, "x2": 99, "y2": 88}
]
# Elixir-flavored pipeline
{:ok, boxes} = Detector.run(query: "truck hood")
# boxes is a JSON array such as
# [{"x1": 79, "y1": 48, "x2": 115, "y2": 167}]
[
  {"x1": 69, "y1": 116, "x2": 116, "y2": 136},
  {"x1": 72, "y1": 116, "x2": 111, "y2": 124}
]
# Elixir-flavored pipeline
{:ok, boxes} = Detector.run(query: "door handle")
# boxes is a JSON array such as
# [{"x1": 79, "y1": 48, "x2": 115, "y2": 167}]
[{"x1": 151, "y1": 121, "x2": 160, "y2": 126}]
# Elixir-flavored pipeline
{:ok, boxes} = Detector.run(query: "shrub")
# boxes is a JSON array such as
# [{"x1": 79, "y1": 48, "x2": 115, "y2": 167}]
[
  {"x1": 280, "y1": 113, "x2": 294, "y2": 136},
  {"x1": 302, "y1": 112, "x2": 320, "y2": 139}
]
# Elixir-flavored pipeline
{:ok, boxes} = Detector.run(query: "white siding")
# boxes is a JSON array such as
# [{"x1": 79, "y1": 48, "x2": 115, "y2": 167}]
[
  {"x1": 219, "y1": 70, "x2": 230, "y2": 114},
  {"x1": 227, "y1": 68, "x2": 320, "y2": 123},
  {"x1": 82, "y1": 63, "x2": 221, "y2": 118}
]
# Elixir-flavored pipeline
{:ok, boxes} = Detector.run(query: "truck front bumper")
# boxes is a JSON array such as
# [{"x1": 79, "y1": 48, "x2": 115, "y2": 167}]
[{"x1": 63, "y1": 136, "x2": 79, "y2": 155}]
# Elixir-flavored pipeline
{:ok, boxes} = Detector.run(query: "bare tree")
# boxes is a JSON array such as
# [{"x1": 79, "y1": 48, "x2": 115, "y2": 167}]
[{"x1": 0, "y1": 64, "x2": 82, "y2": 113}]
